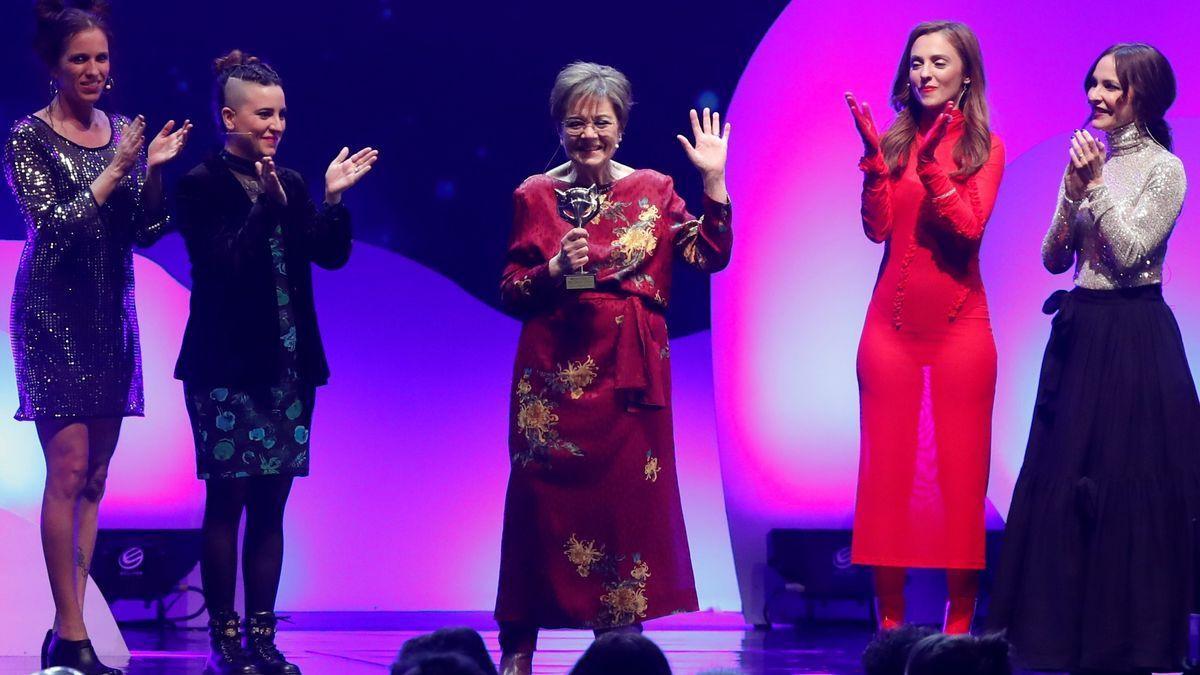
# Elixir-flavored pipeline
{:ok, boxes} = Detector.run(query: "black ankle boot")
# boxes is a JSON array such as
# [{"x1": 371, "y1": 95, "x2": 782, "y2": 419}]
[
  {"x1": 246, "y1": 611, "x2": 300, "y2": 674},
  {"x1": 45, "y1": 634, "x2": 122, "y2": 675},
  {"x1": 41, "y1": 629, "x2": 52, "y2": 669},
  {"x1": 205, "y1": 611, "x2": 261, "y2": 675}
]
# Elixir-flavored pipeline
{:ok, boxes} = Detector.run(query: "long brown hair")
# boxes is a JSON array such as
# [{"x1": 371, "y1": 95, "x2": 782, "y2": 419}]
[{"x1": 880, "y1": 21, "x2": 992, "y2": 178}]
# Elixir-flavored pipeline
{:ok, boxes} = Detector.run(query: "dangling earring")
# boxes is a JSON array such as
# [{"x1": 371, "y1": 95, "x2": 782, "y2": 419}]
[
  {"x1": 48, "y1": 79, "x2": 58, "y2": 98},
  {"x1": 104, "y1": 77, "x2": 114, "y2": 91},
  {"x1": 956, "y1": 81, "x2": 970, "y2": 108}
]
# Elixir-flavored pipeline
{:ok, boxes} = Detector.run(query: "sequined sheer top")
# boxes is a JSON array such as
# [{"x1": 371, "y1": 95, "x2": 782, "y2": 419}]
[
  {"x1": 1042, "y1": 123, "x2": 1187, "y2": 289},
  {"x1": 4, "y1": 112, "x2": 167, "y2": 419}
]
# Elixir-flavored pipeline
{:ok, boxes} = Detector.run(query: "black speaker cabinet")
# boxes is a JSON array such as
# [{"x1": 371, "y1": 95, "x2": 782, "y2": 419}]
[{"x1": 91, "y1": 529, "x2": 201, "y2": 602}]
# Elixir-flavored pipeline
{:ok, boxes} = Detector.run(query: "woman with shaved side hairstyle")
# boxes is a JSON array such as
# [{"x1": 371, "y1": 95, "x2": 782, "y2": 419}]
[{"x1": 175, "y1": 50, "x2": 377, "y2": 675}]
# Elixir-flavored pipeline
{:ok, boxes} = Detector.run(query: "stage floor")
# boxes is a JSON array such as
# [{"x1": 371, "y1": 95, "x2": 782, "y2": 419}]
[
  {"x1": 0, "y1": 612, "x2": 1068, "y2": 674},
  {"x1": 0, "y1": 613, "x2": 879, "y2": 674}
]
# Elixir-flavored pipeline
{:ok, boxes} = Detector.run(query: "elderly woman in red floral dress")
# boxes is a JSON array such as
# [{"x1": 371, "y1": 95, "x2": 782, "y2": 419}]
[{"x1": 493, "y1": 61, "x2": 732, "y2": 675}]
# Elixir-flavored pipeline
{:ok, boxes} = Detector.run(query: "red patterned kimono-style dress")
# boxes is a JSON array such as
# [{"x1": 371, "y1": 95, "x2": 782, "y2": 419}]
[
  {"x1": 852, "y1": 111, "x2": 1005, "y2": 570},
  {"x1": 495, "y1": 169, "x2": 731, "y2": 629}
]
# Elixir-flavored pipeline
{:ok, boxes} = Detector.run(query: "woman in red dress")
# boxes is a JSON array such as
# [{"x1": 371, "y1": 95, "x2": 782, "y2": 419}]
[
  {"x1": 845, "y1": 21, "x2": 1005, "y2": 634},
  {"x1": 494, "y1": 61, "x2": 732, "y2": 675}
]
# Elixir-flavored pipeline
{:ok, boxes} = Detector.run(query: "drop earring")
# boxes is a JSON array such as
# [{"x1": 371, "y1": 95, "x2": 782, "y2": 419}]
[{"x1": 104, "y1": 77, "x2": 114, "y2": 91}]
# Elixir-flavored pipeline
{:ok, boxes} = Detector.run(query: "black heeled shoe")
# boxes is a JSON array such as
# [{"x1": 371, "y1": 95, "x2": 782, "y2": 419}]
[
  {"x1": 205, "y1": 611, "x2": 261, "y2": 674},
  {"x1": 40, "y1": 629, "x2": 52, "y2": 669},
  {"x1": 246, "y1": 612, "x2": 300, "y2": 675},
  {"x1": 46, "y1": 633, "x2": 122, "y2": 675}
]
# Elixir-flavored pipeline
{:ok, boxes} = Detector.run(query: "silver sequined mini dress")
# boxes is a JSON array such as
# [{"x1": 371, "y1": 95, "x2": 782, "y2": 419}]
[{"x1": 4, "y1": 113, "x2": 168, "y2": 420}]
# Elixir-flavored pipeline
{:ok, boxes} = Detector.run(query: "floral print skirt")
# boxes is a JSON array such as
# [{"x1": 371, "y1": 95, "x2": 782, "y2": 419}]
[
  {"x1": 184, "y1": 373, "x2": 315, "y2": 480},
  {"x1": 495, "y1": 294, "x2": 698, "y2": 629}
]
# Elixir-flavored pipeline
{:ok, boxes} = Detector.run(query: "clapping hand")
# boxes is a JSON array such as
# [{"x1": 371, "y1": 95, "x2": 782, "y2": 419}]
[
  {"x1": 1066, "y1": 129, "x2": 1105, "y2": 200},
  {"x1": 325, "y1": 146, "x2": 379, "y2": 204},
  {"x1": 845, "y1": 92, "x2": 881, "y2": 157},
  {"x1": 917, "y1": 101, "x2": 955, "y2": 162},
  {"x1": 109, "y1": 115, "x2": 146, "y2": 177},
  {"x1": 147, "y1": 119, "x2": 192, "y2": 169},
  {"x1": 256, "y1": 156, "x2": 288, "y2": 207}
]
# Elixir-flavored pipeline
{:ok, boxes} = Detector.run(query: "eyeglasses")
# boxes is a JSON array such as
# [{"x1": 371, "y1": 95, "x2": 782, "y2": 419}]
[{"x1": 562, "y1": 118, "x2": 616, "y2": 136}]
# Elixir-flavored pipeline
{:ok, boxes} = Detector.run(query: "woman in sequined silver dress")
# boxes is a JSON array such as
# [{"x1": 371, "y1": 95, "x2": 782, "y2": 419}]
[
  {"x1": 990, "y1": 44, "x2": 1198, "y2": 674},
  {"x1": 2, "y1": 3, "x2": 190, "y2": 674}
]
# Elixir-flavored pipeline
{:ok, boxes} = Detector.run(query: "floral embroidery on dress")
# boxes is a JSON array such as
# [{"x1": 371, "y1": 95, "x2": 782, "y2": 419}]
[
  {"x1": 513, "y1": 369, "x2": 585, "y2": 467},
  {"x1": 513, "y1": 276, "x2": 532, "y2": 296},
  {"x1": 547, "y1": 356, "x2": 597, "y2": 400},
  {"x1": 610, "y1": 198, "x2": 660, "y2": 268},
  {"x1": 644, "y1": 451, "x2": 660, "y2": 482},
  {"x1": 565, "y1": 534, "x2": 606, "y2": 577},
  {"x1": 561, "y1": 533, "x2": 654, "y2": 627},
  {"x1": 631, "y1": 559, "x2": 651, "y2": 581},
  {"x1": 676, "y1": 219, "x2": 708, "y2": 268},
  {"x1": 630, "y1": 273, "x2": 656, "y2": 290},
  {"x1": 598, "y1": 553, "x2": 652, "y2": 626}
]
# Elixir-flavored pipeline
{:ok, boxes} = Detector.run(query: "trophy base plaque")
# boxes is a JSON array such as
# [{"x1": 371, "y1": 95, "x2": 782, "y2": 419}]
[{"x1": 565, "y1": 273, "x2": 596, "y2": 291}]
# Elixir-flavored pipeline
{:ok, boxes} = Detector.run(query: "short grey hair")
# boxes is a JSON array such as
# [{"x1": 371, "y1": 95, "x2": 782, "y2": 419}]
[{"x1": 549, "y1": 61, "x2": 633, "y2": 129}]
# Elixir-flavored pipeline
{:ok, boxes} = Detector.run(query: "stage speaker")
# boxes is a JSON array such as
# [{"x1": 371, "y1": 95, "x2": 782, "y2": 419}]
[
  {"x1": 91, "y1": 529, "x2": 201, "y2": 602},
  {"x1": 766, "y1": 528, "x2": 1006, "y2": 625},
  {"x1": 767, "y1": 528, "x2": 870, "y2": 600}
]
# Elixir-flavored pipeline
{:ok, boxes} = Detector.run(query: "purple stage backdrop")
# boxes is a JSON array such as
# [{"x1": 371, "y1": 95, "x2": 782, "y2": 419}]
[
  {"x1": 717, "y1": 0, "x2": 1200, "y2": 620},
  {"x1": 3, "y1": 0, "x2": 1200, "y2": 621},
  {"x1": 0, "y1": 240, "x2": 741, "y2": 611}
]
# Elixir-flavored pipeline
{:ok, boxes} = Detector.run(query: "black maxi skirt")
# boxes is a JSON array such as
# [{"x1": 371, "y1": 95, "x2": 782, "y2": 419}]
[{"x1": 990, "y1": 284, "x2": 1200, "y2": 672}]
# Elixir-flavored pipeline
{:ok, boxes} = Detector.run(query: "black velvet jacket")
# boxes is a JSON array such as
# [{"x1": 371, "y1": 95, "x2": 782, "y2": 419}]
[{"x1": 173, "y1": 154, "x2": 351, "y2": 388}]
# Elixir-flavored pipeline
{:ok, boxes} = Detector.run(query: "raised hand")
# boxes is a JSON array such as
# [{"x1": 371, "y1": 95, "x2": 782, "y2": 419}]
[
  {"x1": 845, "y1": 92, "x2": 881, "y2": 157},
  {"x1": 677, "y1": 108, "x2": 729, "y2": 179},
  {"x1": 147, "y1": 119, "x2": 192, "y2": 169},
  {"x1": 1069, "y1": 129, "x2": 1106, "y2": 191},
  {"x1": 325, "y1": 146, "x2": 379, "y2": 203},
  {"x1": 256, "y1": 156, "x2": 288, "y2": 207},
  {"x1": 918, "y1": 101, "x2": 955, "y2": 162},
  {"x1": 550, "y1": 228, "x2": 589, "y2": 278},
  {"x1": 109, "y1": 114, "x2": 146, "y2": 177}
]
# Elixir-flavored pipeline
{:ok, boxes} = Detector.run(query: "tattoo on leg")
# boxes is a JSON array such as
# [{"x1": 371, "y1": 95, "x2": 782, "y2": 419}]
[{"x1": 77, "y1": 546, "x2": 89, "y2": 577}]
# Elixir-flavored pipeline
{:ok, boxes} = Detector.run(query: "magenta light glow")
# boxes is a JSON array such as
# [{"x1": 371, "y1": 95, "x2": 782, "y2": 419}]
[
  {"x1": 715, "y1": 0, "x2": 1200, "y2": 620},
  {"x1": 0, "y1": 239, "x2": 740, "y2": 612}
]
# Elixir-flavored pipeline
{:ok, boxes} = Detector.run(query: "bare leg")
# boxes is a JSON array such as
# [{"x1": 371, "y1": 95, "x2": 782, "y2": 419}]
[
  {"x1": 74, "y1": 418, "x2": 121, "y2": 613},
  {"x1": 37, "y1": 419, "x2": 91, "y2": 641},
  {"x1": 873, "y1": 565, "x2": 906, "y2": 630},
  {"x1": 944, "y1": 568, "x2": 980, "y2": 634}
]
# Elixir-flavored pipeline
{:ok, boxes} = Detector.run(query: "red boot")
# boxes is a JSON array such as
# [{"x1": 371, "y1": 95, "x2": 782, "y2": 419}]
[
  {"x1": 943, "y1": 569, "x2": 979, "y2": 634},
  {"x1": 873, "y1": 566, "x2": 906, "y2": 631}
]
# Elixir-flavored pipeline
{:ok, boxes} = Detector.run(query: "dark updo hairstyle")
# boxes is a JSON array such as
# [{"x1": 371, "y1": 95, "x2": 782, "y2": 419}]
[
  {"x1": 904, "y1": 632, "x2": 1012, "y2": 675},
  {"x1": 1086, "y1": 43, "x2": 1177, "y2": 151},
  {"x1": 212, "y1": 49, "x2": 283, "y2": 129},
  {"x1": 33, "y1": 0, "x2": 112, "y2": 68}
]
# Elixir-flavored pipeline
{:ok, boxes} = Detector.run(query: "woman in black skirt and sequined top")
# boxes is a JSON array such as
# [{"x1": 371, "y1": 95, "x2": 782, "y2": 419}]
[
  {"x1": 174, "y1": 51, "x2": 377, "y2": 675},
  {"x1": 3, "y1": 2, "x2": 190, "y2": 673},
  {"x1": 990, "y1": 43, "x2": 1197, "y2": 674}
]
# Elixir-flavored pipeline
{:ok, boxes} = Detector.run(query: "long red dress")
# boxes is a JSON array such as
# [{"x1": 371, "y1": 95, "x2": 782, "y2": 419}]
[
  {"x1": 852, "y1": 111, "x2": 1005, "y2": 569},
  {"x1": 495, "y1": 169, "x2": 731, "y2": 629}
]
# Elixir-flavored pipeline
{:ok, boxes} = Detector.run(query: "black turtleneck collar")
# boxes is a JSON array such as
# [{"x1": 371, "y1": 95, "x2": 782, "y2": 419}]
[{"x1": 220, "y1": 149, "x2": 259, "y2": 177}]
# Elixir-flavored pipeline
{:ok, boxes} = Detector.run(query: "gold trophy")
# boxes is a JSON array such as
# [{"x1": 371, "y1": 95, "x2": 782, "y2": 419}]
[{"x1": 555, "y1": 184, "x2": 602, "y2": 291}]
